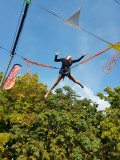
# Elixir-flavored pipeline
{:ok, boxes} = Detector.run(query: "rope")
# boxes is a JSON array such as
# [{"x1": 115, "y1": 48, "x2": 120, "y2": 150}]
[
  {"x1": 103, "y1": 50, "x2": 120, "y2": 74},
  {"x1": 23, "y1": 58, "x2": 60, "y2": 69},
  {"x1": 31, "y1": 2, "x2": 113, "y2": 45},
  {"x1": 70, "y1": 62, "x2": 81, "y2": 69},
  {"x1": 0, "y1": 45, "x2": 60, "y2": 69},
  {"x1": 0, "y1": 46, "x2": 11, "y2": 53},
  {"x1": 81, "y1": 41, "x2": 120, "y2": 64},
  {"x1": 1, "y1": 1, "x2": 118, "y2": 72},
  {"x1": 1, "y1": 42, "x2": 120, "y2": 72},
  {"x1": 80, "y1": 27, "x2": 112, "y2": 45},
  {"x1": 114, "y1": 0, "x2": 120, "y2": 5},
  {"x1": 0, "y1": 45, "x2": 23, "y2": 59},
  {"x1": 31, "y1": 2, "x2": 63, "y2": 20}
]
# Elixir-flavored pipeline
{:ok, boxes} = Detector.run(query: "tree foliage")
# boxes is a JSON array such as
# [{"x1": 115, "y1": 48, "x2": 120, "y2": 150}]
[
  {"x1": 98, "y1": 87, "x2": 120, "y2": 160},
  {"x1": 0, "y1": 73, "x2": 119, "y2": 159}
]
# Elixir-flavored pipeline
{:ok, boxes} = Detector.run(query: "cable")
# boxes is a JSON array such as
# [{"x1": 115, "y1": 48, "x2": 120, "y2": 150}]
[
  {"x1": 114, "y1": 0, "x2": 120, "y2": 5},
  {"x1": 0, "y1": 46, "x2": 11, "y2": 53},
  {"x1": 70, "y1": 62, "x2": 81, "y2": 69},
  {"x1": 31, "y1": 2, "x2": 114, "y2": 45},
  {"x1": 15, "y1": 53, "x2": 24, "y2": 59},
  {"x1": 0, "y1": 45, "x2": 23, "y2": 59},
  {"x1": 1, "y1": 1, "x2": 118, "y2": 71},
  {"x1": 31, "y1": 2, "x2": 63, "y2": 20},
  {"x1": 11, "y1": 2, "x2": 25, "y2": 52},
  {"x1": 80, "y1": 27, "x2": 112, "y2": 45},
  {"x1": 0, "y1": 45, "x2": 60, "y2": 69}
]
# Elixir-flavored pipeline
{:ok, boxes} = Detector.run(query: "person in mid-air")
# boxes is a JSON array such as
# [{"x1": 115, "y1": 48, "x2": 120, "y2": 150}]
[{"x1": 44, "y1": 51, "x2": 88, "y2": 98}]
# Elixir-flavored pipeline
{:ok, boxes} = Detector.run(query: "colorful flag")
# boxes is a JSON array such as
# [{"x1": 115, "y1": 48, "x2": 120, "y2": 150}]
[
  {"x1": 24, "y1": 0, "x2": 31, "y2": 5},
  {"x1": 3, "y1": 64, "x2": 22, "y2": 90}
]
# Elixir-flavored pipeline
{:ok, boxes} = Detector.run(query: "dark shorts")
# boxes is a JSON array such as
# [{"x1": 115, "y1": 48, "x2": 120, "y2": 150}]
[{"x1": 59, "y1": 68, "x2": 71, "y2": 79}]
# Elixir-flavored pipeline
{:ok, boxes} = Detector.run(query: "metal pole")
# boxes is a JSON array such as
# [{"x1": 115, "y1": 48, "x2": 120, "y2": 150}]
[{"x1": 0, "y1": 3, "x2": 30, "y2": 90}]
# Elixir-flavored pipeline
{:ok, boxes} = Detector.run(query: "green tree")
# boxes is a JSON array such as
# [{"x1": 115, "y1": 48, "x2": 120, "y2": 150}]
[
  {"x1": 98, "y1": 86, "x2": 120, "y2": 160},
  {"x1": 0, "y1": 73, "x2": 47, "y2": 159},
  {"x1": 0, "y1": 73, "x2": 104, "y2": 160}
]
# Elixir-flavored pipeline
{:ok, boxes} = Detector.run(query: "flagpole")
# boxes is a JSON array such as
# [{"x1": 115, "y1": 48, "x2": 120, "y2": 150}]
[{"x1": 0, "y1": 2, "x2": 30, "y2": 91}]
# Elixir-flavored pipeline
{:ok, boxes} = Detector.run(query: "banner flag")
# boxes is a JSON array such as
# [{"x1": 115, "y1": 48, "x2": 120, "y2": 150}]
[
  {"x1": 3, "y1": 64, "x2": 22, "y2": 90},
  {"x1": 63, "y1": 8, "x2": 81, "y2": 28}
]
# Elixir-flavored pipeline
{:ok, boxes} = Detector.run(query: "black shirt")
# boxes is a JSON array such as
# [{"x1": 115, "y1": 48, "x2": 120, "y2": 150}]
[{"x1": 54, "y1": 55, "x2": 85, "y2": 69}]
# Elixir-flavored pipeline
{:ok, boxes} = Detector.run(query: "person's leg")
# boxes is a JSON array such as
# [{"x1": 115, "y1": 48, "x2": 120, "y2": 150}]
[
  {"x1": 44, "y1": 74, "x2": 62, "y2": 98},
  {"x1": 69, "y1": 74, "x2": 84, "y2": 88}
]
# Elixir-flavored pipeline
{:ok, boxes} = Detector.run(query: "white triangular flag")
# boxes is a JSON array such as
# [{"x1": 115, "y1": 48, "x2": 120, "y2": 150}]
[{"x1": 63, "y1": 8, "x2": 82, "y2": 29}]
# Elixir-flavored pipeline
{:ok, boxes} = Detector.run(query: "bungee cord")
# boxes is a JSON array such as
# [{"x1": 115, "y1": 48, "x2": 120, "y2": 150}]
[
  {"x1": 0, "y1": 45, "x2": 83, "y2": 70},
  {"x1": 1, "y1": 0, "x2": 120, "y2": 80},
  {"x1": 1, "y1": 42, "x2": 120, "y2": 74},
  {"x1": 1, "y1": 1, "x2": 119, "y2": 60},
  {"x1": 0, "y1": 45, "x2": 60, "y2": 69}
]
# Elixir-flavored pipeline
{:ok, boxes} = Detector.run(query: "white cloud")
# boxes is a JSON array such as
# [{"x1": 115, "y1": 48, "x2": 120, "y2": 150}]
[{"x1": 72, "y1": 84, "x2": 110, "y2": 111}]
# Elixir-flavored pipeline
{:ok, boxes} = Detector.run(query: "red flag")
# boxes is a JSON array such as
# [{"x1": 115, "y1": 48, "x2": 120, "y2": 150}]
[{"x1": 3, "y1": 64, "x2": 22, "y2": 90}]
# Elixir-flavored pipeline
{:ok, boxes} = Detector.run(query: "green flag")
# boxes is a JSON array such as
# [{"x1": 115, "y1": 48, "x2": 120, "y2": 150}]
[{"x1": 24, "y1": 0, "x2": 31, "y2": 4}]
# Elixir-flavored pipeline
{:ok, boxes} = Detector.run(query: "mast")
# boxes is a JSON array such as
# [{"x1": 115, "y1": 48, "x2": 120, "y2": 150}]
[{"x1": 0, "y1": 1, "x2": 30, "y2": 90}]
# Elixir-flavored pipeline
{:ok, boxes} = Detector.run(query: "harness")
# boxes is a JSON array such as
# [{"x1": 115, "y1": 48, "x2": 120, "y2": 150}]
[{"x1": 59, "y1": 67, "x2": 71, "y2": 79}]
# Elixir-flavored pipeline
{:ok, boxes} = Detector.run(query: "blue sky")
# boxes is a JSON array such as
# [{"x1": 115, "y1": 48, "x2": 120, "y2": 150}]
[{"x1": 0, "y1": 0, "x2": 120, "y2": 110}]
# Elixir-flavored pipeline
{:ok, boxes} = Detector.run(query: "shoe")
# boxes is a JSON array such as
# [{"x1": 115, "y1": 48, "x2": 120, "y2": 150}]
[{"x1": 81, "y1": 85, "x2": 84, "y2": 89}]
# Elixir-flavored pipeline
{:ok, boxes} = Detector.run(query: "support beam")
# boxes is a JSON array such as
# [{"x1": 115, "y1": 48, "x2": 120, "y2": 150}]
[{"x1": 0, "y1": 2, "x2": 30, "y2": 90}]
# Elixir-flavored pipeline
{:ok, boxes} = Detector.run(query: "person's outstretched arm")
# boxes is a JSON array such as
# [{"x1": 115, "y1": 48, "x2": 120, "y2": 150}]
[
  {"x1": 72, "y1": 52, "x2": 88, "y2": 63},
  {"x1": 54, "y1": 51, "x2": 63, "y2": 62}
]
